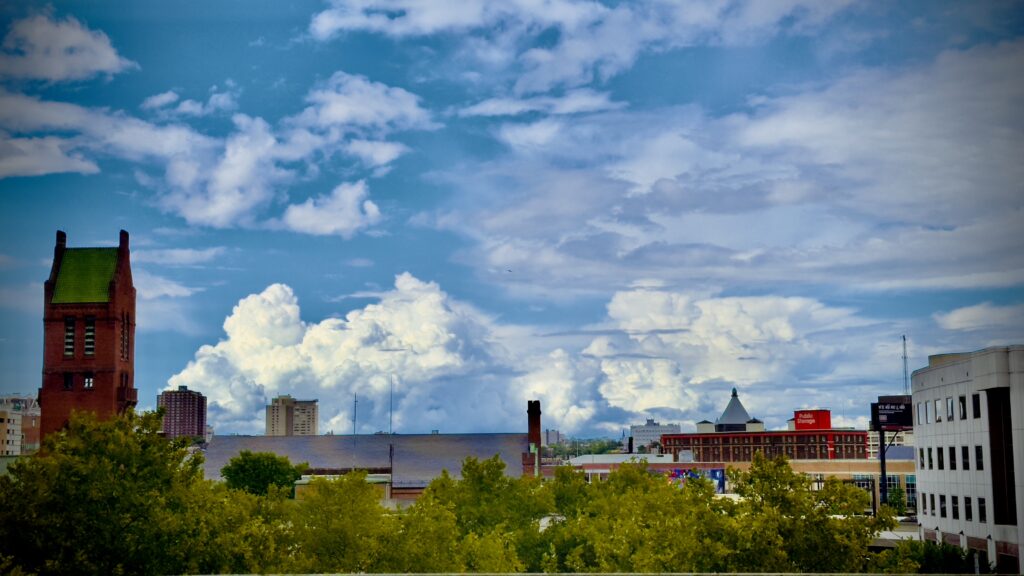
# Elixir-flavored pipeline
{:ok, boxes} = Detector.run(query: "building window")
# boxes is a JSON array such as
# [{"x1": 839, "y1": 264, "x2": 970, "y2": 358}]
[
  {"x1": 962, "y1": 446, "x2": 970, "y2": 470},
  {"x1": 925, "y1": 401, "x2": 931, "y2": 423},
  {"x1": 905, "y1": 475, "x2": 916, "y2": 510},
  {"x1": 952, "y1": 496, "x2": 959, "y2": 520},
  {"x1": 934, "y1": 399, "x2": 942, "y2": 422},
  {"x1": 921, "y1": 492, "x2": 928, "y2": 515},
  {"x1": 937, "y1": 447, "x2": 944, "y2": 470},
  {"x1": 972, "y1": 393, "x2": 981, "y2": 418},
  {"x1": 63, "y1": 373, "x2": 73, "y2": 390},
  {"x1": 927, "y1": 447, "x2": 933, "y2": 470},
  {"x1": 84, "y1": 317, "x2": 95, "y2": 356},
  {"x1": 965, "y1": 496, "x2": 973, "y2": 521},
  {"x1": 916, "y1": 402, "x2": 923, "y2": 425},
  {"x1": 949, "y1": 446, "x2": 956, "y2": 470},
  {"x1": 84, "y1": 373, "x2": 94, "y2": 389},
  {"x1": 919, "y1": 448, "x2": 925, "y2": 468},
  {"x1": 976, "y1": 445, "x2": 983, "y2": 470},
  {"x1": 120, "y1": 312, "x2": 130, "y2": 361},
  {"x1": 958, "y1": 395, "x2": 967, "y2": 420},
  {"x1": 946, "y1": 397, "x2": 954, "y2": 421},
  {"x1": 939, "y1": 495, "x2": 946, "y2": 518},
  {"x1": 64, "y1": 317, "x2": 75, "y2": 356},
  {"x1": 930, "y1": 493, "x2": 935, "y2": 513},
  {"x1": 978, "y1": 497, "x2": 986, "y2": 523}
]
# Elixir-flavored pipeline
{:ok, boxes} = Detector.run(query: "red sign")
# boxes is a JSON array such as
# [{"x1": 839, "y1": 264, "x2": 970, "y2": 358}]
[{"x1": 793, "y1": 409, "x2": 831, "y2": 430}]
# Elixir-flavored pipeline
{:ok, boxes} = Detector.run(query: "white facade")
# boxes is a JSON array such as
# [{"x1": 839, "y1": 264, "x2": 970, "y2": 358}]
[
  {"x1": 630, "y1": 419, "x2": 680, "y2": 452},
  {"x1": 912, "y1": 345, "x2": 1023, "y2": 573},
  {"x1": 0, "y1": 410, "x2": 21, "y2": 456}
]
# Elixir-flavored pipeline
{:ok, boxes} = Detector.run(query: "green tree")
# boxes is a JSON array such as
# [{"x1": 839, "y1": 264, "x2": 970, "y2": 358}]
[
  {"x1": 886, "y1": 485, "x2": 907, "y2": 515},
  {"x1": 221, "y1": 449, "x2": 307, "y2": 496},
  {"x1": 290, "y1": 472, "x2": 396, "y2": 573},
  {"x1": 727, "y1": 452, "x2": 895, "y2": 573},
  {"x1": 0, "y1": 410, "x2": 291, "y2": 575},
  {"x1": 542, "y1": 462, "x2": 732, "y2": 573}
]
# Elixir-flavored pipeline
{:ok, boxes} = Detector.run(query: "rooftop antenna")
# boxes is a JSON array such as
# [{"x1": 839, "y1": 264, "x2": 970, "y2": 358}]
[
  {"x1": 389, "y1": 374, "x2": 394, "y2": 435},
  {"x1": 902, "y1": 335, "x2": 909, "y2": 395},
  {"x1": 352, "y1": 392, "x2": 358, "y2": 471}
]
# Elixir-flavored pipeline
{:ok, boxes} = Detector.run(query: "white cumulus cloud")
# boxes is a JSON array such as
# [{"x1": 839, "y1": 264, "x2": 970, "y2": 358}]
[
  {"x1": 279, "y1": 180, "x2": 382, "y2": 237},
  {"x1": 0, "y1": 13, "x2": 137, "y2": 81}
]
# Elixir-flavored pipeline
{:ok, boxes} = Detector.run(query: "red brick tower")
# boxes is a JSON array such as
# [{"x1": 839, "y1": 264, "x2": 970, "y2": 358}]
[{"x1": 39, "y1": 230, "x2": 137, "y2": 441}]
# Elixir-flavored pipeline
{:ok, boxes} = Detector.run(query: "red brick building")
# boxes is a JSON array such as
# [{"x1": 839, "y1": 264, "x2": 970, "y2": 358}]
[
  {"x1": 662, "y1": 389, "x2": 868, "y2": 462},
  {"x1": 157, "y1": 385, "x2": 206, "y2": 439},
  {"x1": 38, "y1": 230, "x2": 137, "y2": 441}
]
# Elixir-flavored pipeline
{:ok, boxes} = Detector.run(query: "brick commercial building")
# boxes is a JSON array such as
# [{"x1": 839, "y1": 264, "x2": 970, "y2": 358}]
[
  {"x1": 38, "y1": 230, "x2": 137, "y2": 441},
  {"x1": 157, "y1": 385, "x2": 207, "y2": 439},
  {"x1": 662, "y1": 388, "x2": 868, "y2": 463}
]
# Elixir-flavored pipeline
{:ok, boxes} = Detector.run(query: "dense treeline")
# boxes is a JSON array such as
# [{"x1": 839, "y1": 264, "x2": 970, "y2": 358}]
[{"x1": 0, "y1": 410, "x2": 979, "y2": 574}]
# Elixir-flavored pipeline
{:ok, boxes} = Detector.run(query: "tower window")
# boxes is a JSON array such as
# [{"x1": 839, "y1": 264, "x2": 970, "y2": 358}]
[
  {"x1": 63, "y1": 373, "x2": 73, "y2": 390},
  {"x1": 84, "y1": 317, "x2": 95, "y2": 356},
  {"x1": 64, "y1": 317, "x2": 75, "y2": 356},
  {"x1": 84, "y1": 373, "x2": 94, "y2": 389}
]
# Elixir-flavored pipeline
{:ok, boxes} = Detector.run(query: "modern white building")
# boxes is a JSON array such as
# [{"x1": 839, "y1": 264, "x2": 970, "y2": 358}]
[
  {"x1": 912, "y1": 345, "x2": 1022, "y2": 574},
  {"x1": 630, "y1": 418, "x2": 680, "y2": 453}
]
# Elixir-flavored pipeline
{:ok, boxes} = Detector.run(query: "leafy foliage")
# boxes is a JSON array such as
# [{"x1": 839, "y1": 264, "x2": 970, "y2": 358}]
[
  {"x1": 0, "y1": 414, "x2": 909, "y2": 574},
  {"x1": 221, "y1": 449, "x2": 307, "y2": 496},
  {"x1": 887, "y1": 484, "x2": 908, "y2": 515}
]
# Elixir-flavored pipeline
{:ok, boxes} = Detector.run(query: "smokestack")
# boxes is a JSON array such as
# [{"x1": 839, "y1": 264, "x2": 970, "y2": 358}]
[
  {"x1": 119, "y1": 229, "x2": 129, "y2": 251},
  {"x1": 56, "y1": 230, "x2": 66, "y2": 248},
  {"x1": 527, "y1": 400, "x2": 541, "y2": 449}
]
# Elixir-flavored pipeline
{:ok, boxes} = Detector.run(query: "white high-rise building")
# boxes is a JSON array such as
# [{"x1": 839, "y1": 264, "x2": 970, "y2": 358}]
[
  {"x1": 913, "y1": 345, "x2": 1022, "y2": 574},
  {"x1": 266, "y1": 395, "x2": 318, "y2": 436},
  {"x1": 630, "y1": 418, "x2": 680, "y2": 453}
]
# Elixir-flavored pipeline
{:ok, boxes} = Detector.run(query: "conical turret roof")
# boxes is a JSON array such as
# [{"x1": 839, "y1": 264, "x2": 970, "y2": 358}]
[{"x1": 717, "y1": 388, "x2": 751, "y2": 425}]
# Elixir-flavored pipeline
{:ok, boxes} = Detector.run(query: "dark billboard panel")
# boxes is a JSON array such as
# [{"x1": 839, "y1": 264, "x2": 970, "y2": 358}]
[{"x1": 871, "y1": 401, "x2": 913, "y2": 431}]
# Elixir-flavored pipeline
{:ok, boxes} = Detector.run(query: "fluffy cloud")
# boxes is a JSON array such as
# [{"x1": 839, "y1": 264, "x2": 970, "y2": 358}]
[
  {"x1": 934, "y1": 303, "x2": 1024, "y2": 332},
  {"x1": 292, "y1": 72, "x2": 436, "y2": 134},
  {"x1": 169, "y1": 274, "x2": 516, "y2": 434},
  {"x1": 132, "y1": 247, "x2": 226, "y2": 266},
  {"x1": 310, "y1": 0, "x2": 852, "y2": 93},
  {"x1": 169, "y1": 274, "x2": 905, "y2": 435},
  {"x1": 460, "y1": 89, "x2": 625, "y2": 117},
  {"x1": 140, "y1": 90, "x2": 180, "y2": 110},
  {"x1": 430, "y1": 40, "x2": 1024, "y2": 297},
  {"x1": 0, "y1": 133, "x2": 98, "y2": 177},
  {"x1": 1, "y1": 69, "x2": 428, "y2": 233},
  {"x1": 0, "y1": 14, "x2": 136, "y2": 81},
  {"x1": 279, "y1": 180, "x2": 382, "y2": 237}
]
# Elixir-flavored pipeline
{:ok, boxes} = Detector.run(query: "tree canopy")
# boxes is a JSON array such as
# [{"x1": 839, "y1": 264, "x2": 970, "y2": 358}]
[
  {"x1": 2, "y1": 412, "x2": 931, "y2": 574},
  {"x1": 221, "y1": 449, "x2": 307, "y2": 496}
]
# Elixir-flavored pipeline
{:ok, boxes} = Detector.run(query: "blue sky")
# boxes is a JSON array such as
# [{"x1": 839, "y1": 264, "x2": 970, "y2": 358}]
[{"x1": 1, "y1": 0, "x2": 1022, "y2": 437}]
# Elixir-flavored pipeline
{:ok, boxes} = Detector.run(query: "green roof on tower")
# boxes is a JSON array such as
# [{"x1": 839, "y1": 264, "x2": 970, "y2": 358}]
[{"x1": 51, "y1": 248, "x2": 119, "y2": 303}]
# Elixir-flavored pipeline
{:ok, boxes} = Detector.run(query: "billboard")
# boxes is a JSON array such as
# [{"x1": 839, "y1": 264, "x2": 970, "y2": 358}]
[
  {"x1": 871, "y1": 401, "x2": 913, "y2": 431},
  {"x1": 793, "y1": 409, "x2": 832, "y2": 430},
  {"x1": 670, "y1": 468, "x2": 726, "y2": 493}
]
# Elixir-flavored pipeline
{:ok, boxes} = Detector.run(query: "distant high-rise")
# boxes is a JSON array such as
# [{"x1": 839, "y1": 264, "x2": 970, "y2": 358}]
[
  {"x1": 157, "y1": 386, "x2": 207, "y2": 439},
  {"x1": 0, "y1": 396, "x2": 40, "y2": 454},
  {"x1": 266, "y1": 395, "x2": 318, "y2": 436},
  {"x1": 38, "y1": 230, "x2": 137, "y2": 442}
]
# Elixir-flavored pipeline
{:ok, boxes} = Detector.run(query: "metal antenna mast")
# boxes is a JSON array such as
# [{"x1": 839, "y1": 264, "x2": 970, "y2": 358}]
[{"x1": 902, "y1": 335, "x2": 909, "y2": 394}]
